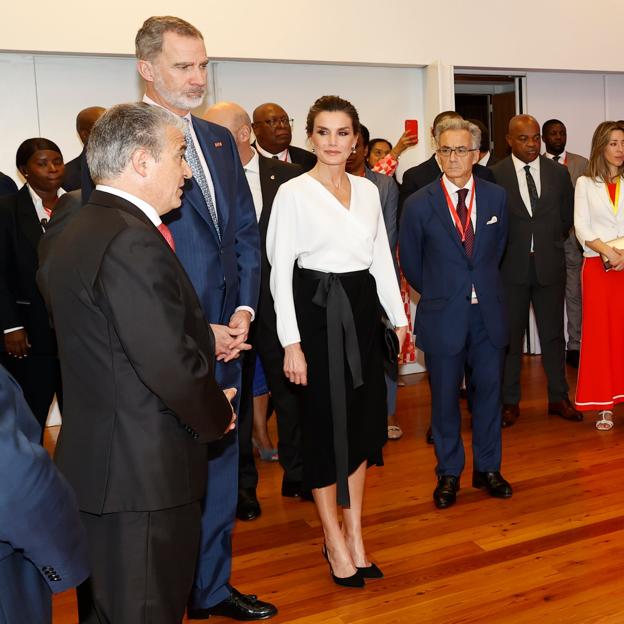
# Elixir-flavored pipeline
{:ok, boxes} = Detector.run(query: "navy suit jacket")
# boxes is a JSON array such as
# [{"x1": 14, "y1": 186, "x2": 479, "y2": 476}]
[
  {"x1": 164, "y1": 117, "x2": 260, "y2": 327},
  {"x1": 400, "y1": 177, "x2": 509, "y2": 356},
  {"x1": 0, "y1": 172, "x2": 18, "y2": 198},
  {"x1": 0, "y1": 366, "x2": 89, "y2": 621}
]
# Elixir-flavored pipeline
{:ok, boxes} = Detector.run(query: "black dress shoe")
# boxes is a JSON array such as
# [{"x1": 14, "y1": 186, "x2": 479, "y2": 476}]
[
  {"x1": 426, "y1": 426, "x2": 434, "y2": 445},
  {"x1": 566, "y1": 349, "x2": 580, "y2": 368},
  {"x1": 357, "y1": 562, "x2": 384, "y2": 579},
  {"x1": 501, "y1": 403, "x2": 519, "y2": 428},
  {"x1": 187, "y1": 587, "x2": 277, "y2": 621},
  {"x1": 433, "y1": 475, "x2": 459, "y2": 509},
  {"x1": 548, "y1": 398, "x2": 583, "y2": 422},
  {"x1": 281, "y1": 481, "x2": 313, "y2": 501},
  {"x1": 472, "y1": 471, "x2": 512, "y2": 498},
  {"x1": 236, "y1": 488, "x2": 261, "y2": 521}
]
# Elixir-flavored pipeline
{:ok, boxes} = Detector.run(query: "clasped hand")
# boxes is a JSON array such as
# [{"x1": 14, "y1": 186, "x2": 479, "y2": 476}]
[
  {"x1": 608, "y1": 247, "x2": 624, "y2": 271},
  {"x1": 211, "y1": 310, "x2": 253, "y2": 362}
]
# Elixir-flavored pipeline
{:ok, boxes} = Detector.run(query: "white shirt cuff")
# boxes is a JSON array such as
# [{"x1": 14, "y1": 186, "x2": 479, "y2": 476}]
[
  {"x1": 4, "y1": 326, "x2": 24, "y2": 334},
  {"x1": 235, "y1": 306, "x2": 255, "y2": 322}
]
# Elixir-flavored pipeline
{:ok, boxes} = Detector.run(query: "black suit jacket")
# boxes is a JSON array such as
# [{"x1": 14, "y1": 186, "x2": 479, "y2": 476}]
[
  {"x1": 491, "y1": 155, "x2": 574, "y2": 286},
  {"x1": 254, "y1": 156, "x2": 302, "y2": 350},
  {"x1": 288, "y1": 145, "x2": 316, "y2": 172},
  {"x1": 0, "y1": 172, "x2": 18, "y2": 198},
  {"x1": 36, "y1": 190, "x2": 232, "y2": 514},
  {"x1": 0, "y1": 186, "x2": 56, "y2": 354},
  {"x1": 61, "y1": 150, "x2": 83, "y2": 192},
  {"x1": 399, "y1": 154, "x2": 495, "y2": 212}
]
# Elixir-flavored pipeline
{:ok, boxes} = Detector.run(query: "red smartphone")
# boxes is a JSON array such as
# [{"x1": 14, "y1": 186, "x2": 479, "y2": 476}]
[{"x1": 404, "y1": 119, "x2": 418, "y2": 142}]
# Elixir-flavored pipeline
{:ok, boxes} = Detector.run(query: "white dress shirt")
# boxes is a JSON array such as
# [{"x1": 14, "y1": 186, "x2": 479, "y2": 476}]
[
  {"x1": 478, "y1": 151, "x2": 492, "y2": 167},
  {"x1": 544, "y1": 150, "x2": 567, "y2": 165},
  {"x1": 512, "y1": 154, "x2": 541, "y2": 252},
  {"x1": 267, "y1": 173, "x2": 408, "y2": 347},
  {"x1": 243, "y1": 149, "x2": 263, "y2": 221},
  {"x1": 441, "y1": 175, "x2": 478, "y2": 301}
]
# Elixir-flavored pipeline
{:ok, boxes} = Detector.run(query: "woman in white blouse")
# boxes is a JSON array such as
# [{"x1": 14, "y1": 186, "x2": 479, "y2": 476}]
[
  {"x1": 574, "y1": 121, "x2": 624, "y2": 430},
  {"x1": 267, "y1": 96, "x2": 407, "y2": 587}
]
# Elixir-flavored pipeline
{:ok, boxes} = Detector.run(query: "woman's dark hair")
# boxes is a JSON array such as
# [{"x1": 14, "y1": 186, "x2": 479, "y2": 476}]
[
  {"x1": 368, "y1": 138, "x2": 392, "y2": 153},
  {"x1": 359, "y1": 124, "x2": 370, "y2": 147},
  {"x1": 16, "y1": 138, "x2": 62, "y2": 170},
  {"x1": 305, "y1": 95, "x2": 360, "y2": 137}
]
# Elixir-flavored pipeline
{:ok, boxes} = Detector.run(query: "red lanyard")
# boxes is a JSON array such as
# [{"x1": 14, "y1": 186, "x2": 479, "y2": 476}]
[{"x1": 440, "y1": 179, "x2": 475, "y2": 242}]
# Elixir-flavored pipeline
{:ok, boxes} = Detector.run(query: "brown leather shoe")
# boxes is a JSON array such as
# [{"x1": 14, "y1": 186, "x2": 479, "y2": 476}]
[
  {"x1": 502, "y1": 403, "x2": 519, "y2": 428},
  {"x1": 548, "y1": 398, "x2": 583, "y2": 422}
]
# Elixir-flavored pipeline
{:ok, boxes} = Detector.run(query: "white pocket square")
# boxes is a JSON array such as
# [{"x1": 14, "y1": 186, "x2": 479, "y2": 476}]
[{"x1": 486, "y1": 216, "x2": 498, "y2": 225}]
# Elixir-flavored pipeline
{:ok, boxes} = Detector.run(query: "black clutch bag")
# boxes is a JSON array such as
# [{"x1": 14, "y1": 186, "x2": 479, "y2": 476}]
[{"x1": 381, "y1": 317, "x2": 400, "y2": 380}]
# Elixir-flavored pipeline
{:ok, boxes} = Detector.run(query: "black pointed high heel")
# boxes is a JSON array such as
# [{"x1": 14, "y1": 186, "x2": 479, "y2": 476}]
[
  {"x1": 357, "y1": 562, "x2": 384, "y2": 579},
  {"x1": 322, "y1": 544, "x2": 364, "y2": 588}
]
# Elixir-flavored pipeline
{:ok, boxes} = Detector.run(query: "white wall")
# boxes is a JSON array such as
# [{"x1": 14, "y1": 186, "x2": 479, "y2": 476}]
[
  {"x1": 0, "y1": 54, "x2": 425, "y2": 185},
  {"x1": 2, "y1": 1, "x2": 623, "y2": 73},
  {"x1": 525, "y1": 72, "x2": 624, "y2": 158}
]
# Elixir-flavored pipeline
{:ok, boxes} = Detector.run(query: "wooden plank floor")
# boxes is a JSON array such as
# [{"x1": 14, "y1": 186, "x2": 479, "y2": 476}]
[{"x1": 49, "y1": 356, "x2": 624, "y2": 623}]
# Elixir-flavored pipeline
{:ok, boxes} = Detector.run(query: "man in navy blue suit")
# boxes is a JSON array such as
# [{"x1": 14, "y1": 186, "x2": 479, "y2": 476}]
[
  {"x1": 400, "y1": 118, "x2": 513, "y2": 510},
  {"x1": 136, "y1": 16, "x2": 273, "y2": 621},
  {"x1": 0, "y1": 365, "x2": 89, "y2": 623}
]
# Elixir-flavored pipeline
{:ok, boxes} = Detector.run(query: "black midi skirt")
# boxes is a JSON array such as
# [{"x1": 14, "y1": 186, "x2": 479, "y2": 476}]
[{"x1": 294, "y1": 267, "x2": 387, "y2": 504}]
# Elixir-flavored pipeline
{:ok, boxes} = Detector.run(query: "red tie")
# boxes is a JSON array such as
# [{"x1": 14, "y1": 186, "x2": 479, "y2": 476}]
[
  {"x1": 456, "y1": 188, "x2": 474, "y2": 257},
  {"x1": 157, "y1": 223, "x2": 176, "y2": 252}
]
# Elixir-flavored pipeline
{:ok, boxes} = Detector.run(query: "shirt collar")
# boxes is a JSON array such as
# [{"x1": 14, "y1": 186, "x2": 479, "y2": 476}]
[
  {"x1": 27, "y1": 184, "x2": 65, "y2": 217},
  {"x1": 442, "y1": 174, "x2": 474, "y2": 197},
  {"x1": 512, "y1": 153, "x2": 540, "y2": 173},
  {"x1": 95, "y1": 184, "x2": 161, "y2": 226},
  {"x1": 143, "y1": 93, "x2": 191, "y2": 123},
  {"x1": 255, "y1": 142, "x2": 288, "y2": 160},
  {"x1": 545, "y1": 150, "x2": 567, "y2": 162}
]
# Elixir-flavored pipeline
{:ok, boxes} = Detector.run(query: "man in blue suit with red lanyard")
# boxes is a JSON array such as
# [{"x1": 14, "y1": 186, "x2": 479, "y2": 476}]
[
  {"x1": 400, "y1": 118, "x2": 513, "y2": 510},
  {"x1": 136, "y1": 16, "x2": 275, "y2": 621}
]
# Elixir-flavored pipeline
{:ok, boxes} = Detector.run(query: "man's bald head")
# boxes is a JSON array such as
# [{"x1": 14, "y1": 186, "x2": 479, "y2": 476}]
[
  {"x1": 204, "y1": 102, "x2": 254, "y2": 164},
  {"x1": 252, "y1": 102, "x2": 292, "y2": 154},
  {"x1": 76, "y1": 106, "x2": 106, "y2": 145},
  {"x1": 507, "y1": 114, "x2": 541, "y2": 163},
  {"x1": 204, "y1": 102, "x2": 251, "y2": 140}
]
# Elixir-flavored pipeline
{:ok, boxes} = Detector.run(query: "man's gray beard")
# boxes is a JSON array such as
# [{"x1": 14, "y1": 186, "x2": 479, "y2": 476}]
[{"x1": 153, "y1": 76, "x2": 205, "y2": 112}]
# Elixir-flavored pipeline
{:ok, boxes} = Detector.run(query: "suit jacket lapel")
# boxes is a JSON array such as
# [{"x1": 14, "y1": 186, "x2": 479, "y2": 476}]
[
  {"x1": 258, "y1": 157, "x2": 278, "y2": 235},
  {"x1": 429, "y1": 182, "x2": 464, "y2": 254},
  {"x1": 502, "y1": 157, "x2": 532, "y2": 219},
  {"x1": 16, "y1": 187, "x2": 43, "y2": 252}
]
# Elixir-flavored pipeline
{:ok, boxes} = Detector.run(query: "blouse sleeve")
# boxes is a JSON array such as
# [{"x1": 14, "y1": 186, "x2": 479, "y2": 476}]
[
  {"x1": 368, "y1": 193, "x2": 408, "y2": 327},
  {"x1": 574, "y1": 176, "x2": 596, "y2": 249},
  {"x1": 371, "y1": 153, "x2": 398, "y2": 177},
  {"x1": 266, "y1": 185, "x2": 301, "y2": 347}
]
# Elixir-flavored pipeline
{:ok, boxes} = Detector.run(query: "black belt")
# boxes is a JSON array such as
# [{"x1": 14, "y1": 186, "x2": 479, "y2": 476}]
[{"x1": 299, "y1": 268, "x2": 365, "y2": 507}]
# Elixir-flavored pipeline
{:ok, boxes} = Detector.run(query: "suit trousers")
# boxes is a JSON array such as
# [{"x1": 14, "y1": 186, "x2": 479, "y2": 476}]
[
  {"x1": 503, "y1": 255, "x2": 568, "y2": 404},
  {"x1": 238, "y1": 350, "x2": 258, "y2": 490},
  {"x1": 189, "y1": 359, "x2": 241, "y2": 610},
  {"x1": 254, "y1": 335, "x2": 304, "y2": 487},
  {"x1": 425, "y1": 304, "x2": 504, "y2": 477},
  {"x1": 76, "y1": 503, "x2": 201, "y2": 624},
  {"x1": 564, "y1": 232, "x2": 583, "y2": 351}
]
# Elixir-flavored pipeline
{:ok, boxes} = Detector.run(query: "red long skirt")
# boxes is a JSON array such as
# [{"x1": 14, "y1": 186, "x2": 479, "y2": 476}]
[{"x1": 575, "y1": 257, "x2": 624, "y2": 411}]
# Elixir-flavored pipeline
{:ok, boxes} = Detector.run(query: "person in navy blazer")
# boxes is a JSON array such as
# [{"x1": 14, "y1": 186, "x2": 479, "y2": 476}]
[
  {"x1": 135, "y1": 17, "x2": 272, "y2": 622},
  {"x1": 0, "y1": 365, "x2": 89, "y2": 624},
  {"x1": 400, "y1": 118, "x2": 512, "y2": 510}
]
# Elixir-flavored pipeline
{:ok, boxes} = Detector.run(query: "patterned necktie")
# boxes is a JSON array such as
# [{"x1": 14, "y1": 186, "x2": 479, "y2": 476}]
[
  {"x1": 456, "y1": 188, "x2": 474, "y2": 257},
  {"x1": 524, "y1": 164, "x2": 539, "y2": 212},
  {"x1": 552, "y1": 155, "x2": 560, "y2": 163},
  {"x1": 184, "y1": 121, "x2": 221, "y2": 239},
  {"x1": 157, "y1": 223, "x2": 176, "y2": 252}
]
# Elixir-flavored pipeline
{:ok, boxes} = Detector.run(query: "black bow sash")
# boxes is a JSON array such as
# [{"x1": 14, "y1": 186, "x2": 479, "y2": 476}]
[{"x1": 299, "y1": 268, "x2": 366, "y2": 507}]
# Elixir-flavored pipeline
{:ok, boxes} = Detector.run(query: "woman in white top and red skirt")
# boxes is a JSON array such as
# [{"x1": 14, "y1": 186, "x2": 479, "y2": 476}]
[
  {"x1": 267, "y1": 96, "x2": 407, "y2": 587},
  {"x1": 574, "y1": 121, "x2": 624, "y2": 429}
]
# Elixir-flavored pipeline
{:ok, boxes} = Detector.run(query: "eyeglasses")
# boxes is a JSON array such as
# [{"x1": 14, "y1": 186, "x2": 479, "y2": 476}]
[
  {"x1": 437, "y1": 146, "x2": 478, "y2": 157},
  {"x1": 255, "y1": 117, "x2": 293, "y2": 129}
]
